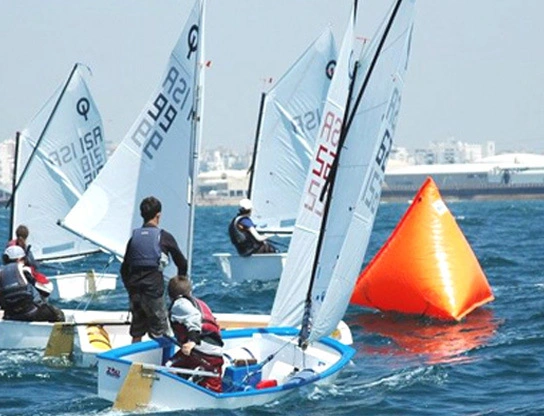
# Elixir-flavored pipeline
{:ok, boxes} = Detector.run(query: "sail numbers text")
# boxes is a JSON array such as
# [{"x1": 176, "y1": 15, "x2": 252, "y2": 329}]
[
  {"x1": 362, "y1": 86, "x2": 402, "y2": 214},
  {"x1": 304, "y1": 110, "x2": 341, "y2": 216},
  {"x1": 292, "y1": 108, "x2": 321, "y2": 137},
  {"x1": 48, "y1": 125, "x2": 105, "y2": 189},
  {"x1": 131, "y1": 66, "x2": 192, "y2": 160}
]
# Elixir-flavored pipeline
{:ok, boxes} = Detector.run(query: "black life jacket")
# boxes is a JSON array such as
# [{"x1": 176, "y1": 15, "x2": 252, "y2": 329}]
[
  {"x1": 126, "y1": 226, "x2": 162, "y2": 268},
  {"x1": 0, "y1": 263, "x2": 37, "y2": 314},
  {"x1": 170, "y1": 296, "x2": 223, "y2": 347},
  {"x1": 228, "y1": 215, "x2": 259, "y2": 257}
]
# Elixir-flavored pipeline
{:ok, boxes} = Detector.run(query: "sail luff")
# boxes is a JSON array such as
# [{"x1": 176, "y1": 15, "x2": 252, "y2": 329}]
[
  {"x1": 7, "y1": 63, "x2": 80, "y2": 208},
  {"x1": 187, "y1": 0, "x2": 206, "y2": 274}
]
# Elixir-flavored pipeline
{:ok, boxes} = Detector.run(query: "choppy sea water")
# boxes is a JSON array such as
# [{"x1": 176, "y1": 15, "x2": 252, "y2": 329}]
[{"x1": 0, "y1": 200, "x2": 543, "y2": 416}]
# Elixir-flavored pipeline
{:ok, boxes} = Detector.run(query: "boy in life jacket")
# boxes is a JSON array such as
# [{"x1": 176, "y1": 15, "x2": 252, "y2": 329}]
[
  {"x1": 228, "y1": 198, "x2": 277, "y2": 257},
  {"x1": 4, "y1": 224, "x2": 51, "y2": 294},
  {"x1": 167, "y1": 275, "x2": 224, "y2": 392},
  {"x1": 0, "y1": 246, "x2": 64, "y2": 322}
]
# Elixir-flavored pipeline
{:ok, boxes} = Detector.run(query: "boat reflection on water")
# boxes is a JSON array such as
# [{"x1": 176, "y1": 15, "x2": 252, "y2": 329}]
[{"x1": 350, "y1": 308, "x2": 500, "y2": 365}]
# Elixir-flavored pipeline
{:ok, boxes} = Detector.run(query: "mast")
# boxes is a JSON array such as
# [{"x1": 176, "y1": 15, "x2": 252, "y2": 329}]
[
  {"x1": 299, "y1": 0, "x2": 405, "y2": 346},
  {"x1": 8, "y1": 132, "x2": 21, "y2": 239},
  {"x1": 6, "y1": 63, "x2": 81, "y2": 209},
  {"x1": 247, "y1": 91, "x2": 267, "y2": 199},
  {"x1": 187, "y1": 0, "x2": 206, "y2": 275}
]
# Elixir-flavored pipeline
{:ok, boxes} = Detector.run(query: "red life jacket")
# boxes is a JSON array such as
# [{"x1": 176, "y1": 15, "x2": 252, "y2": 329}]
[{"x1": 171, "y1": 296, "x2": 223, "y2": 346}]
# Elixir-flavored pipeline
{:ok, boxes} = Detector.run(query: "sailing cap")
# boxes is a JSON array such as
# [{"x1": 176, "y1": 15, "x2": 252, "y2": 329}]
[
  {"x1": 239, "y1": 198, "x2": 253, "y2": 211},
  {"x1": 4, "y1": 245, "x2": 25, "y2": 260}
]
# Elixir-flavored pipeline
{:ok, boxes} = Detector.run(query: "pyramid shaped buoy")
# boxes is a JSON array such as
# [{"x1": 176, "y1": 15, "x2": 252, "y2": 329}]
[{"x1": 350, "y1": 177, "x2": 494, "y2": 321}]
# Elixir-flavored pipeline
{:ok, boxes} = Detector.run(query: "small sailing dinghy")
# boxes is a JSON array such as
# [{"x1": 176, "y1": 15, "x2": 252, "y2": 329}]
[
  {"x1": 213, "y1": 27, "x2": 337, "y2": 282},
  {"x1": 7, "y1": 63, "x2": 117, "y2": 301},
  {"x1": 350, "y1": 177, "x2": 494, "y2": 321},
  {"x1": 36, "y1": 0, "x2": 346, "y2": 366},
  {"x1": 96, "y1": 0, "x2": 416, "y2": 410}
]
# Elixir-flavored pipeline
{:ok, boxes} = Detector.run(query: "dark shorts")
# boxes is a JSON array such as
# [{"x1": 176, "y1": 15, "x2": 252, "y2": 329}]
[{"x1": 129, "y1": 292, "x2": 168, "y2": 338}]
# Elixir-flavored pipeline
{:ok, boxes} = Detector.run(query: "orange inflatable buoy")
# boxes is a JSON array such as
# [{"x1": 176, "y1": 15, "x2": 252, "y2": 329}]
[{"x1": 350, "y1": 176, "x2": 494, "y2": 321}]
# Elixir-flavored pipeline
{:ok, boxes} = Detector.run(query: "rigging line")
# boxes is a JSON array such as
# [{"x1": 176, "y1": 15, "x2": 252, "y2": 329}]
[
  {"x1": 300, "y1": 0, "x2": 405, "y2": 347},
  {"x1": 344, "y1": 0, "x2": 404, "y2": 145},
  {"x1": 6, "y1": 63, "x2": 81, "y2": 209},
  {"x1": 235, "y1": 333, "x2": 299, "y2": 388},
  {"x1": 321, "y1": 0, "x2": 403, "y2": 202},
  {"x1": 300, "y1": 1, "x2": 360, "y2": 347},
  {"x1": 319, "y1": 0, "x2": 361, "y2": 203},
  {"x1": 319, "y1": 61, "x2": 360, "y2": 203},
  {"x1": 78, "y1": 255, "x2": 116, "y2": 312},
  {"x1": 247, "y1": 91, "x2": 267, "y2": 199}
]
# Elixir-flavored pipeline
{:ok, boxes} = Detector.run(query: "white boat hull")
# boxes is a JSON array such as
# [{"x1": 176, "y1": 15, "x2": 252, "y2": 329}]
[
  {"x1": 75, "y1": 313, "x2": 352, "y2": 367},
  {"x1": 49, "y1": 272, "x2": 118, "y2": 300},
  {"x1": 97, "y1": 327, "x2": 355, "y2": 411},
  {"x1": 212, "y1": 252, "x2": 287, "y2": 282},
  {"x1": 0, "y1": 309, "x2": 125, "y2": 351},
  {"x1": 0, "y1": 310, "x2": 352, "y2": 368}
]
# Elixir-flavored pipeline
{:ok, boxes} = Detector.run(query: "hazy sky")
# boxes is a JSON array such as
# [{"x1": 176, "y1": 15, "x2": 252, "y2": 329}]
[{"x1": 1, "y1": 0, "x2": 544, "y2": 155}]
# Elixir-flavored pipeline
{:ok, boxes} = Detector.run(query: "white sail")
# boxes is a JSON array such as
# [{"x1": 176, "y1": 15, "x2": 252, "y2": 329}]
[
  {"x1": 269, "y1": 6, "x2": 355, "y2": 327},
  {"x1": 12, "y1": 64, "x2": 106, "y2": 261},
  {"x1": 61, "y1": 1, "x2": 204, "y2": 263},
  {"x1": 309, "y1": 0, "x2": 415, "y2": 341},
  {"x1": 249, "y1": 28, "x2": 337, "y2": 232}
]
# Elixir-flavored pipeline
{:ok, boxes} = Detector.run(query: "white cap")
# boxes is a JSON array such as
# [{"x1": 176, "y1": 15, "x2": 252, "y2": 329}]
[
  {"x1": 239, "y1": 198, "x2": 253, "y2": 211},
  {"x1": 4, "y1": 245, "x2": 25, "y2": 260}
]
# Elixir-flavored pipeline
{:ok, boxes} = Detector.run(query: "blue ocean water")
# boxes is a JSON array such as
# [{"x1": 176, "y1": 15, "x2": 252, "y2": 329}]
[{"x1": 0, "y1": 201, "x2": 543, "y2": 416}]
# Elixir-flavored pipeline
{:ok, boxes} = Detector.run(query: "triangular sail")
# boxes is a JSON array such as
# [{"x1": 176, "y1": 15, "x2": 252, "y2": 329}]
[
  {"x1": 309, "y1": 0, "x2": 416, "y2": 341},
  {"x1": 11, "y1": 64, "x2": 106, "y2": 261},
  {"x1": 249, "y1": 28, "x2": 337, "y2": 233},
  {"x1": 269, "y1": 5, "x2": 355, "y2": 327},
  {"x1": 61, "y1": 1, "x2": 204, "y2": 267}
]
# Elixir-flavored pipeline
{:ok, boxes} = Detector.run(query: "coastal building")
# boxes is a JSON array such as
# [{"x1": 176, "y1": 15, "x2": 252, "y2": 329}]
[
  {"x1": 195, "y1": 152, "x2": 544, "y2": 204},
  {"x1": 196, "y1": 169, "x2": 248, "y2": 205},
  {"x1": 383, "y1": 153, "x2": 544, "y2": 201}
]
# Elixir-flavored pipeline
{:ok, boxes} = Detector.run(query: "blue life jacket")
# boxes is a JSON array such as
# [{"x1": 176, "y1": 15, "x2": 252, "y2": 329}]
[
  {"x1": 0, "y1": 263, "x2": 37, "y2": 315},
  {"x1": 126, "y1": 227, "x2": 162, "y2": 268},
  {"x1": 228, "y1": 215, "x2": 260, "y2": 257}
]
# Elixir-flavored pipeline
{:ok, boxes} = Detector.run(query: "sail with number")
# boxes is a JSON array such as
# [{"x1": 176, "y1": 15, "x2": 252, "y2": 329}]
[
  {"x1": 270, "y1": 0, "x2": 416, "y2": 344},
  {"x1": 269, "y1": 5, "x2": 355, "y2": 326},
  {"x1": 11, "y1": 64, "x2": 107, "y2": 261},
  {"x1": 248, "y1": 28, "x2": 337, "y2": 233},
  {"x1": 61, "y1": 1, "x2": 204, "y2": 264},
  {"x1": 309, "y1": 0, "x2": 415, "y2": 341}
]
